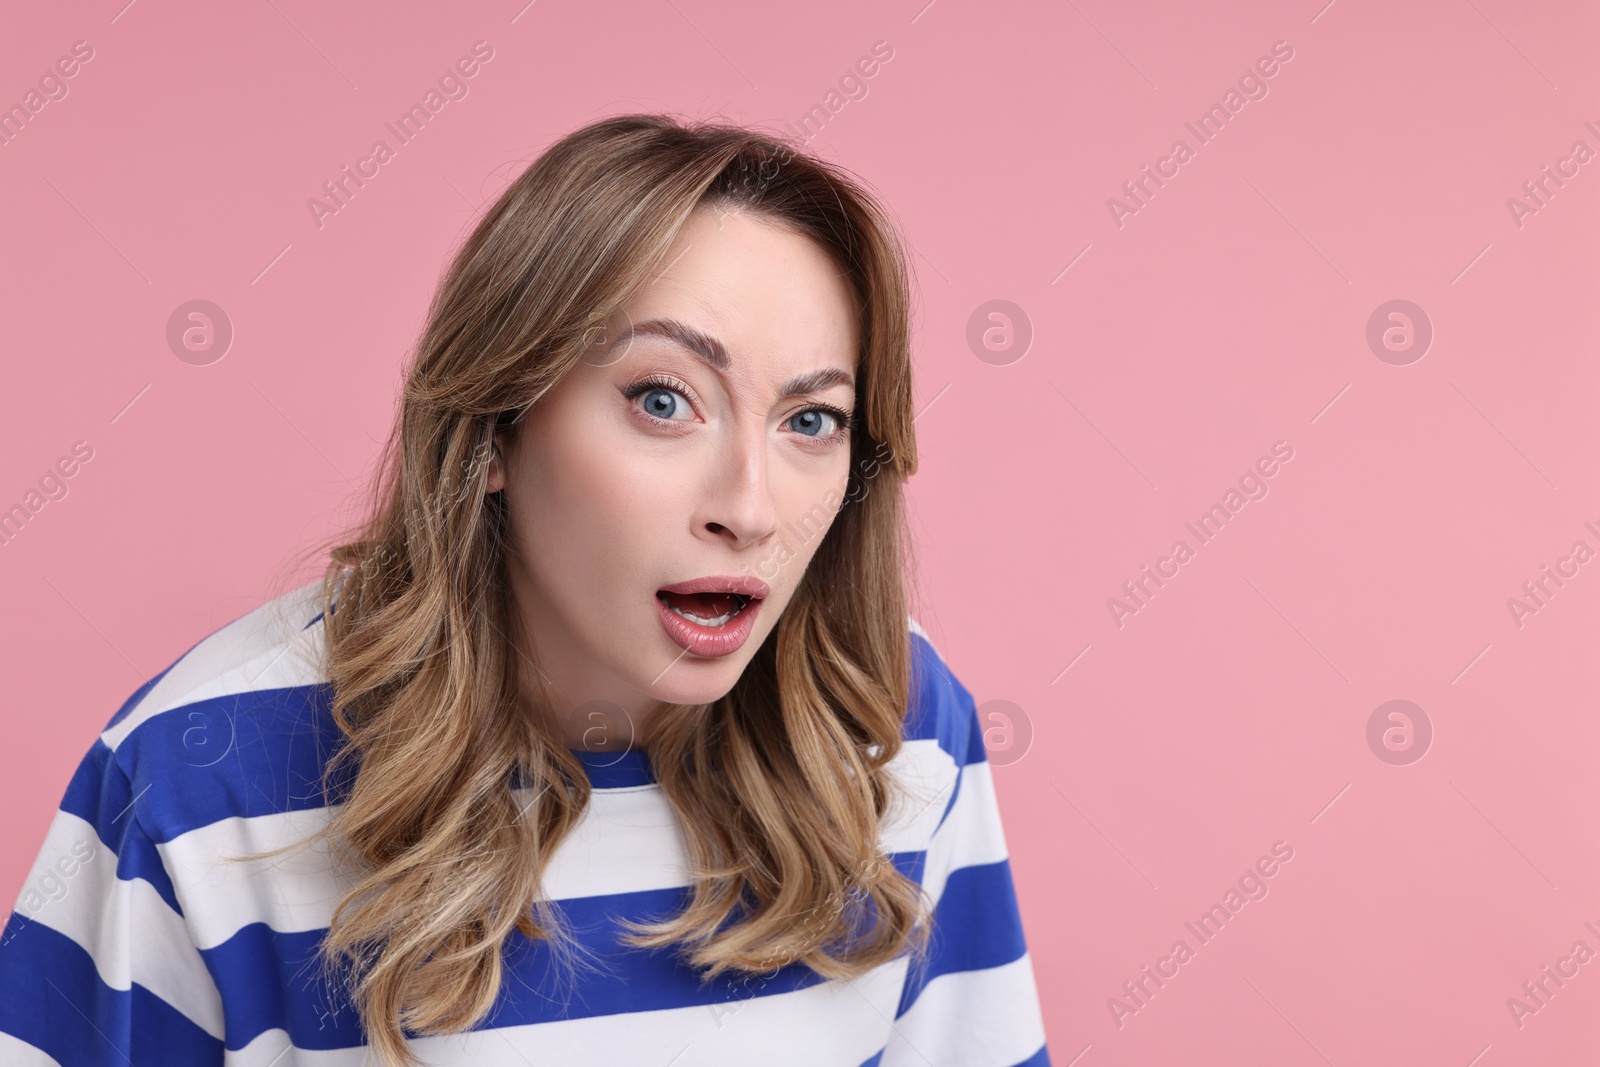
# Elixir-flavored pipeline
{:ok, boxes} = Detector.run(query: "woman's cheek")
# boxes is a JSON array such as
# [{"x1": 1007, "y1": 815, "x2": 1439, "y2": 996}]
[{"x1": 604, "y1": 452, "x2": 687, "y2": 518}]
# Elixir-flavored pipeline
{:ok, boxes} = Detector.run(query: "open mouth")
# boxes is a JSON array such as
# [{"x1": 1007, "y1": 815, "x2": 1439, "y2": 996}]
[
  {"x1": 655, "y1": 590, "x2": 753, "y2": 628},
  {"x1": 653, "y1": 577, "x2": 769, "y2": 657}
]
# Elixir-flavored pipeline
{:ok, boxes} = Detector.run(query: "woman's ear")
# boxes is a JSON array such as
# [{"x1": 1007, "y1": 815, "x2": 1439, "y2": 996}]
[{"x1": 485, "y1": 435, "x2": 506, "y2": 494}]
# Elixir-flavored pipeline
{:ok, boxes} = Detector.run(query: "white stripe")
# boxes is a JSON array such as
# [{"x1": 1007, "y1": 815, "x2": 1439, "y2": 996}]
[
  {"x1": 158, "y1": 736, "x2": 965, "y2": 951},
  {"x1": 14, "y1": 809, "x2": 225, "y2": 1039},
  {"x1": 0, "y1": 1031, "x2": 64, "y2": 1067},
  {"x1": 880, "y1": 954, "x2": 1048, "y2": 1067},
  {"x1": 157, "y1": 805, "x2": 354, "y2": 949},
  {"x1": 223, "y1": 957, "x2": 909, "y2": 1066},
  {"x1": 161, "y1": 785, "x2": 690, "y2": 949},
  {"x1": 103, "y1": 580, "x2": 327, "y2": 752},
  {"x1": 881, "y1": 736, "x2": 959, "y2": 853},
  {"x1": 920, "y1": 760, "x2": 1011, "y2": 907}
]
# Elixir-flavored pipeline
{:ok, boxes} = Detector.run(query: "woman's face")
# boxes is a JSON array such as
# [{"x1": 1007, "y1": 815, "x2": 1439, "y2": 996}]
[{"x1": 486, "y1": 203, "x2": 861, "y2": 749}]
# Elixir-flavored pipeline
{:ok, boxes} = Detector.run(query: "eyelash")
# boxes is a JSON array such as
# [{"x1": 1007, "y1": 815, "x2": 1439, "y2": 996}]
[{"x1": 623, "y1": 373, "x2": 853, "y2": 445}]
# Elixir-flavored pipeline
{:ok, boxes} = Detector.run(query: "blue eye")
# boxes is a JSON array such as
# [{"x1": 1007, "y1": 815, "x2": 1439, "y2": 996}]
[
  {"x1": 790, "y1": 409, "x2": 837, "y2": 437},
  {"x1": 634, "y1": 385, "x2": 692, "y2": 421}
]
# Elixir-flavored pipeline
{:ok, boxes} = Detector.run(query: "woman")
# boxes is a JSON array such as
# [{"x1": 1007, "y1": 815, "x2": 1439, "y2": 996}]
[{"x1": 0, "y1": 114, "x2": 1050, "y2": 1066}]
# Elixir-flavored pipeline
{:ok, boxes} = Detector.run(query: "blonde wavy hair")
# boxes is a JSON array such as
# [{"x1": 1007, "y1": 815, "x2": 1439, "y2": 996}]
[{"x1": 253, "y1": 112, "x2": 932, "y2": 1066}]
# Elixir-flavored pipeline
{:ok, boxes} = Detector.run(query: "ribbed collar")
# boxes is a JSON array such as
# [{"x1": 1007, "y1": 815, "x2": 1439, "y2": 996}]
[{"x1": 568, "y1": 746, "x2": 656, "y2": 788}]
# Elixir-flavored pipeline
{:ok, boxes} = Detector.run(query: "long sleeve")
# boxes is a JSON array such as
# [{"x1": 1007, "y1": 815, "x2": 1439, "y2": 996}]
[
  {"x1": 881, "y1": 635, "x2": 1051, "y2": 1067},
  {"x1": 0, "y1": 738, "x2": 226, "y2": 1065}
]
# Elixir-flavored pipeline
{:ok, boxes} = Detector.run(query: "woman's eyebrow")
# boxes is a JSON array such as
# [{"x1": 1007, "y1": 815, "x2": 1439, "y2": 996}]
[
  {"x1": 633, "y1": 318, "x2": 730, "y2": 370},
  {"x1": 630, "y1": 317, "x2": 855, "y2": 397},
  {"x1": 778, "y1": 367, "x2": 853, "y2": 398}
]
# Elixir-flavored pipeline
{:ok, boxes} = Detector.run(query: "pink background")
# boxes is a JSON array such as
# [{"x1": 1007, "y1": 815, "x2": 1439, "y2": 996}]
[{"x1": 3, "y1": 0, "x2": 1597, "y2": 1062}]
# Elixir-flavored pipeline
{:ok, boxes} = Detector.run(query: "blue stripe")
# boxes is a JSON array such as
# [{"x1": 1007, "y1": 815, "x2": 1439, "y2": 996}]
[
  {"x1": 116, "y1": 684, "x2": 670, "y2": 840},
  {"x1": 565, "y1": 747, "x2": 655, "y2": 788},
  {"x1": 906, "y1": 632, "x2": 983, "y2": 769},
  {"x1": 57, "y1": 739, "x2": 182, "y2": 915},
  {"x1": 896, "y1": 858, "x2": 1029, "y2": 1018},
  {"x1": 201, "y1": 853, "x2": 925, "y2": 1050},
  {"x1": 59, "y1": 739, "x2": 132, "y2": 830},
  {"x1": 936, "y1": 754, "x2": 967, "y2": 835},
  {"x1": 0, "y1": 913, "x2": 223, "y2": 1066},
  {"x1": 115, "y1": 685, "x2": 356, "y2": 842},
  {"x1": 202, "y1": 922, "x2": 333, "y2": 1050},
  {"x1": 203, "y1": 885, "x2": 824, "y2": 1048},
  {"x1": 858, "y1": 1040, "x2": 1051, "y2": 1066},
  {"x1": 1010, "y1": 1042, "x2": 1053, "y2": 1066}
]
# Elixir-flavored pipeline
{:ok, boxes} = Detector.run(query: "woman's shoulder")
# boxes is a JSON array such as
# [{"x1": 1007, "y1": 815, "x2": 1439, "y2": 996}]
[
  {"x1": 874, "y1": 617, "x2": 998, "y2": 856},
  {"x1": 86, "y1": 578, "x2": 343, "y2": 849},
  {"x1": 902, "y1": 616, "x2": 986, "y2": 771}
]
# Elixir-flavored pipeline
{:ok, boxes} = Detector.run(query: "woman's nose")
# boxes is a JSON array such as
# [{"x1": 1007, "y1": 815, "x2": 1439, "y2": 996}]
[{"x1": 696, "y1": 432, "x2": 780, "y2": 549}]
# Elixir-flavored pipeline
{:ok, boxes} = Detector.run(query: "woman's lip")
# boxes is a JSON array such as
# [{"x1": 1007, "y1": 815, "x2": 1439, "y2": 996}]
[
  {"x1": 654, "y1": 591, "x2": 762, "y2": 657},
  {"x1": 656, "y1": 575, "x2": 770, "y2": 600}
]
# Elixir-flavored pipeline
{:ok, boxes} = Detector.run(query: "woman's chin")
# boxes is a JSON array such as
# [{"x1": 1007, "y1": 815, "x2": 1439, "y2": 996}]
[
  {"x1": 633, "y1": 633, "x2": 755, "y2": 706},
  {"x1": 644, "y1": 665, "x2": 746, "y2": 708}
]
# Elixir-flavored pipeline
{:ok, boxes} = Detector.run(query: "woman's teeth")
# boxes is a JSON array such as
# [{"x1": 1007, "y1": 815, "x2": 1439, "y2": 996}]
[
  {"x1": 668, "y1": 605, "x2": 735, "y2": 626},
  {"x1": 661, "y1": 593, "x2": 749, "y2": 627}
]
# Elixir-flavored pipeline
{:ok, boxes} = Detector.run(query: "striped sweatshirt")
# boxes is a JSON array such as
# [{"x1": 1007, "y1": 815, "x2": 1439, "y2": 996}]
[{"x1": 0, "y1": 579, "x2": 1051, "y2": 1065}]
